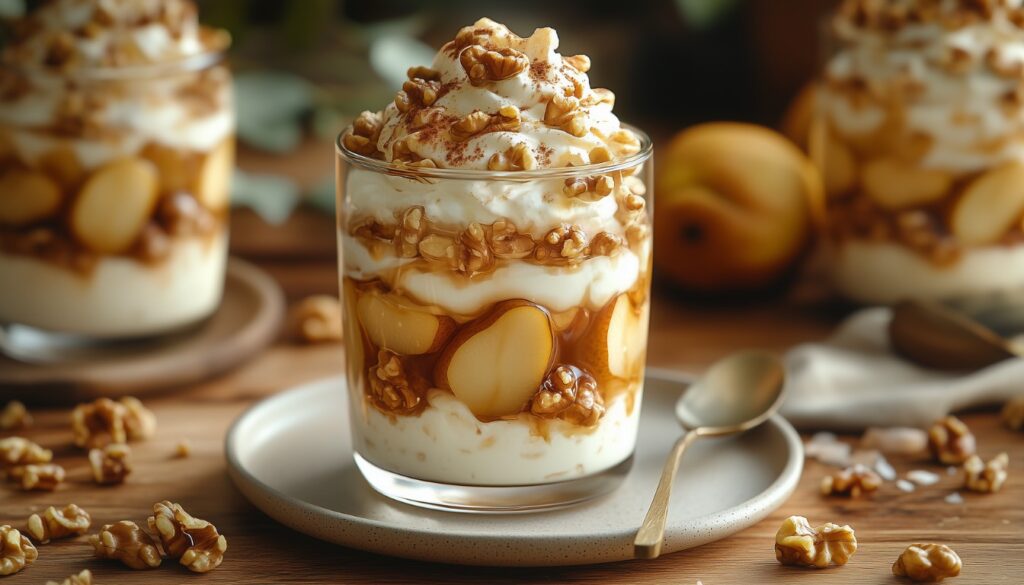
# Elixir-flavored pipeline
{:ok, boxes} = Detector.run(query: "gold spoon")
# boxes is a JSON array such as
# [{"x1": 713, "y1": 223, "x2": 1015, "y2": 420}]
[
  {"x1": 633, "y1": 351, "x2": 787, "y2": 559},
  {"x1": 889, "y1": 300, "x2": 1020, "y2": 371}
]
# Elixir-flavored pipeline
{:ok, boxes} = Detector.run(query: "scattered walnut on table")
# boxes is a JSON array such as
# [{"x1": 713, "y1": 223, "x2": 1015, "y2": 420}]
[
  {"x1": 892, "y1": 543, "x2": 962, "y2": 582},
  {"x1": 927, "y1": 416, "x2": 976, "y2": 465},
  {"x1": 174, "y1": 439, "x2": 191, "y2": 458},
  {"x1": 45, "y1": 569, "x2": 93, "y2": 585},
  {"x1": 821, "y1": 464, "x2": 883, "y2": 497},
  {"x1": 148, "y1": 501, "x2": 227, "y2": 573},
  {"x1": 89, "y1": 520, "x2": 161, "y2": 569},
  {"x1": 120, "y1": 397, "x2": 156, "y2": 441},
  {"x1": 27, "y1": 504, "x2": 92, "y2": 543},
  {"x1": 0, "y1": 436, "x2": 52, "y2": 466},
  {"x1": 0, "y1": 524, "x2": 38, "y2": 576},
  {"x1": 0, "y1": 400, "x2": 31, "y2": 430},
  {"x1": 1003, "y1": 395, "x2": 1024, "y2": 431},
  {"x1": 775, "y1": 515, "x2": 857, "y2": 568},
  {"x1": 88, "y1": 443, "x2": 132, "y2": 485},
  {"x1": 8, "y1": 463, "x2": 65, "y2": 491},
  {"x1": 531, "y1": 365, "x2": 606, "y2": 426},
  {"x1": 963, "y1": 452, "x2": 1008, "y2": 493},
  {"x1": 288, "y1": 295, "x2": 343, "y2": 344},
  {"x1": 71, "y1": 397, "x2": 156, "y2": 449}
]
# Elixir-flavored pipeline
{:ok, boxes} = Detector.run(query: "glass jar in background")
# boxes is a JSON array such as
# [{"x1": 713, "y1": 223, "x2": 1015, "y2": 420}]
[
  {"x1": 814, "y1": 2, "x2": 1024, "y2": 306},
  {"x1": 335, "y1": 127, "x2": 653, "y2": 512},
  {"x1": 0, "y1": 11, "x2": 234, "y2": 354}
]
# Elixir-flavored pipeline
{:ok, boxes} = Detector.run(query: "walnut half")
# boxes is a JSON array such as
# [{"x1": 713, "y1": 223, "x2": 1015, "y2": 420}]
[
  {"x1": 775, "y1": 515, "x2": 857, "y2": 568},
  {"x1": 0, "y1": 400, "x2": 31, "y2": 430},
  {"x1": 89, "y1": 443, "x2": 132, "y2": 485},
  {"x1": 928, "y1": 416, "x2": 976, "y2": 465},
  {"x1": 288, "y1": 295, "x2": 343, "y2": 344},
  {"x1": 530, "y1": 365, "x2": 605, "y2": 426},
  {"x1": 89, "y1": 521, "x2": 162, "y2": 570},
  {"x1": 27, "y1": 504, "x2": 92, "y2": 543},
  {"x1": 0, "y1": 436, "x2": 52, "y2": 466},
  {"x1": 964, "y1": 452, "x2": 1008, "y2": 493},
  {"x1": 0, "y1": 525, "x2": 38, "y2": 576},
  {"x1": 892, "y1": 543, "x2": 962, "y2": 582},
  {"x1": 8, "y1": 463, "x2": 65, "y2": 491},
  {"x1": 820, "y1": 465, "x2": 882, "y2": 497},
  {"x1": 46, "y1": 569, "x2": 93, "y2": 585},
  {"x1": 72, "y1": 397, "x2": 156, "y2": 449},
  {"x1": 148, "y1": 501, "x2": 227, "y2": 573}
]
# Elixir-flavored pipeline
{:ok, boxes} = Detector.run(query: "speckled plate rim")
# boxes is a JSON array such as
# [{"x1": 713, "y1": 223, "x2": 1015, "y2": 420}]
[{"x1": 225, "y1": 369, "x2": 803, "y2": 566}]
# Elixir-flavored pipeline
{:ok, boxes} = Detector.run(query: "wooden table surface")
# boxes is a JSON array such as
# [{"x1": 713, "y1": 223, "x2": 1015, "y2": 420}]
[{"x1": 3, "y1": 179, "x2": 1023, "y2": 584}]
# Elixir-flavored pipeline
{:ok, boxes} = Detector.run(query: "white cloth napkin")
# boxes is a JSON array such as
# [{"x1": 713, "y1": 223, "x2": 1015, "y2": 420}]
[{"x1": 780, "y1": 307, "x2": 1024, "y2": 431}]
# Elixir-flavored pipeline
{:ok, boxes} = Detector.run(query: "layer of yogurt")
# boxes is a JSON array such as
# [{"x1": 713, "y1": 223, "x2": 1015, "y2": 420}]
[
  {"x1": 351, "y1": 386, "x2": 640, "y2": 485},
  {"x1": 825, "y1": 0, "x2": 1024, "y2": 174},
  {"x1": 831, "y1": 239, "x2": 1024, "y2": 304},
  {"x1": 0, "y1": 233, "x2": 226, "y2": 337}
]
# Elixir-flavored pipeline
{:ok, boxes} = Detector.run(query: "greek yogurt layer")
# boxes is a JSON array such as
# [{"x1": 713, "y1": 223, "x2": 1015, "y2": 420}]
[
  {"x1": 0, "y1": 234, "x2": 226, "y2": 337},
  {"x1": 831, "y1": 240, "x2": 1024, "y2": 304},
  {"x1": 352, "y1": 387, "x2": 641, "y2": 485}
]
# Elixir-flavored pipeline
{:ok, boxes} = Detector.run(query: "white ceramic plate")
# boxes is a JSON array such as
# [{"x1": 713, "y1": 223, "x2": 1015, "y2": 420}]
[{"x1": 225, "y1": 370, "x2": 803, "y2": 566}]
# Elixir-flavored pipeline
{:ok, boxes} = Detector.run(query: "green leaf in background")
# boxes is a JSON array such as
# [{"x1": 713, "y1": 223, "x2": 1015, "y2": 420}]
[
  {"x1": 306, "y1": 174, "x2": 336, "y2": 216},
  {"x1": 231, "y1": 169, "x2": 300, "y2": 225},
  {"x1": 0, "y1": 0, "x2": 24, "y2": 18},
  {"x1": 675, "y1": 0, "x2": 742, "y2": 29},
  {"x1": 234, "y1": 71, "x2": 313, "y2": 153},
  {"x1": 369, "y1": 35, "x2": 436, "y2": 89}
]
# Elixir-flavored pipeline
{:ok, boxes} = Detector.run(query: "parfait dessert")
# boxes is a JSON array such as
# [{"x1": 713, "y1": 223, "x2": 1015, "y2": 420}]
[
  {"x1": 819, "y1": 0, "x2": 1024, "y2": 304},
  {"x1": 336, "y1": 18, "x2": 652, "y2": 505},
  {"x1": 0, "y1": 0, "x2": 234, "y2": 339}
]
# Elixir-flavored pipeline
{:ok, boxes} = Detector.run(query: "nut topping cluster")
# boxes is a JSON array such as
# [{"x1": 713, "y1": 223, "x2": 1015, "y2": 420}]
[
  {"x1": 0, "y1": 525, "x2": 37, "y2": 576},
  {"x1": 563, "y1": 175, "x2": 614, "y2": 201},
  {"x1": 368, "y1": 350, "x2": 424, "y2": 415},
  {"x1": 460, "y1": 45, "x2": 529, "y2": 85},
  {"x1": 530, "y1": 365, "x2": 606, "y2": 426},
  {"x1": 342, "y1": 111, "x2": 383, "y2": 157},
  {"x1": 487, "y1": 143, "x2": 537, "y2": 171},
  {"x1": 394, "y1": 79, "x2": 439, "y2": 114},
  {"x1": 775, "y1": 515, "x2": 857, "y2": 568},
  {"x1": 89, "y1": 520, "x2": 162, "y2": 570},
  {"x1": 544, "y1": 94, "x2": 586, "y2": 137},
  {"x1": 892, "y1": 543, "x2": 962, "y2": 582},
  {"x1": 449, "y1": 106, "x2": 521, "y2": 142},
  {"x1": 963, "y1": 452, "x2": 1008, "y2": 493},
  {"x1": 148, "y1": 501, "x2": 227, "y2": 573},
  {"x1": 820, "y1": 464, "x2": 883, "y2": 497},
  {"x1": 927, "y1": 416, "x2": 976, "y2": 465},
  {"x1": 27, "y1": 504, "x2": 92, "y2": 544}
]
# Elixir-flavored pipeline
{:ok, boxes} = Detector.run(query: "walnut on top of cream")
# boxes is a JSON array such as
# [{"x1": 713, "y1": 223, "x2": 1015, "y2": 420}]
[{"x1": 347, "y1": 18, "x2": 641, "y2": 170}]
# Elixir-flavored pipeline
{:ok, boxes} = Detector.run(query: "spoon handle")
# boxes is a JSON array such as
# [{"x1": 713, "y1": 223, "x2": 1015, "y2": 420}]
[{"x1": 634, "y1": 429, "x2": 700, "y2": 559}]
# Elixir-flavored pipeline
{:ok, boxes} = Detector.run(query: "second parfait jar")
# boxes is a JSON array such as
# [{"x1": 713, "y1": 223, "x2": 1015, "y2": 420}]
[
  {"x1": 336, "y1": 127, "x2": 653, "y2": 511},
  {"x1": 816, "y1": 1, "x2": 1024, "y2": 306}
]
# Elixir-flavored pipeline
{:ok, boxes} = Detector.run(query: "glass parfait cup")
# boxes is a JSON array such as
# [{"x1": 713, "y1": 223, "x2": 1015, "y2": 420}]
[
  {"x1": 814, "y1": 8, "x2": 1024, "y2": 309},
  {"x1": 0, "y1": 46, "x2": 235, "y2": 359},
  {"x1": 335, "y1": 127, "x2": 653, "y2": 512}
]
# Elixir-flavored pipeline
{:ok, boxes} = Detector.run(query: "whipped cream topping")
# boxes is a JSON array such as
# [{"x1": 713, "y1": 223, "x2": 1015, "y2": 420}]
[
  {"x1": 365, "y1": 18, "x2": 639, "y2": 170},
  {"x1": 825, "y1": 0, "x2": 1024, "y2": 174},
  {"x1": 3, "y1": 0, "x2": 223, "y2": 69}
]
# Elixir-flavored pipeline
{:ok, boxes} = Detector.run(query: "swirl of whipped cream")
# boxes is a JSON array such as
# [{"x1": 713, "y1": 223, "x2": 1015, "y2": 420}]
[
  {"x1": 2, "y1": 0, "x2": 226, "y2": 69},
  {"x1": 825, "y1": 0, "x2": 1024, "y2": 173},
  {"x1": 368, "y1": 18, "x2": 640, "y2": 170}
]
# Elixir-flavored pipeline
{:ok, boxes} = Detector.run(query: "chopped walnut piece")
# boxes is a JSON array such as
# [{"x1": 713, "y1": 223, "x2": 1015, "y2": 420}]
[
  {"x1": 391, "y1": 137, "x2": 435, "y2": 167},
  {"x1": 71, "y1": 398, "x2": 127, "y2": 448},
  {"x1": 0, "y1": 436, "x2": 52, "y2": 466},
  {"x1": 0, "y1": 400, "x2": 31, "y2": 430},
  {"x1": 583, "y1": 87, "x2": 615, "y2": 108},
  {"x1": 343, "y1": 111, "x2": 383, "y2": 157},
  {"x1": 89, "y1": 521, "x2": 161, "y2": 570},
  {"x1": 8, "y1": 463, "x2": 65, "y2": 491},
  {"x1": 892, "y1": 543, "x2": 962, "y2": 582},
  {"x1": 460, "y1": 45, "x2": 529, "y2": 85},
  {"x1": 531, "y1": 365, "x2": 605, "y2": 426},
  {"x1": 120, "y1": 397, "x2": 156, "y2": 441},
  {"x1": 609, "y1": 129, "x2": 642, "y2": 156},
  {"x1": 289, "y1": 295, "x2": 343, "y2": 344},
  {"x1": 488, "y1": 143, "x2": 536, "y2": 171},
  {"x1": 27, "y1": 504, "x2": 92, "y2": 544},
  {"x1": 775, "y1": 515, "x2": 857, "y2": 568},
  {"x1": 589, "y1": 232, "x2": 623, "y2": 257},
  {"x1": 368, "y1": 350, "x2": 423, "y2": 414},
  {"x1": 563, "y1": 175, "x2": 613, "y2": 201},
  {"x1": 564, "y1": 54, "x2": 591, "y2": 72},
  {"x1": 928, "y1": 416, "x2": 976, "y2": 465},
  {"x1": 0, "y1": 525, "x2": 37, "y2": 576},
  {"x1": 44, "y1": 31, "x2": 75, "y2": 68},
  {"x1": 455, "y1": 223, "x2": 495, "y2": 275},
  {"x1": 1003, "y1": 395, "x2": 1024, "y2": 431},
  {"x1": 450, "y1": 106, "x2": 521, "y2": 142},
  {"x1": 489, "y1": 220, "x2": 536, "y2": 259},
  {"x1": 394, "y1": 79, "x2": 439, "y2": 113},
  {"x1": 407, "y1": 66, "x2": 440, "y2": 81},
  {"x1": 589, "y1": 145, "x2": 612, "y2": 164},
  {"x1": 535, "y1": 224, "x2": 587, "y2": 263},
  {"x1": 820, "y1": 465, "x2": 882, "y2": 497},
  {"x1": 396, "y1": 206, "x2": 428, "y2": 258},
  {"x1": 148, "y1": 501, "x2": 227, "y2": 573},
  {"x1": 963, "y1": 452, "x2": 1008, "y2": 493},
  {"x1": 418, "y1": 234, "x2": 458, "y2": 266},
  {"x1": 175, "y1": 440, "x2": 191, "y2": 458},
  {"x1": 89, "y1": 443, "x2": 132, "y2": 485},
  {"x1": 544, "y1": 94, "x2": 587, "y2": 137},
  {"x1": 46, "y1": 569, "x2": 93, "y2": 585}
]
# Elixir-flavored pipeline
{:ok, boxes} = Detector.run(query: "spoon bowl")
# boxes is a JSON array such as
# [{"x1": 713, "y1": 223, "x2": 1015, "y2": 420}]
[
  {"x1": 889, "y1": 299, "x2": 1016, "y2": 371},
  {"x1": 635, "y1": 350, "x2": 787, "y2": 559}
]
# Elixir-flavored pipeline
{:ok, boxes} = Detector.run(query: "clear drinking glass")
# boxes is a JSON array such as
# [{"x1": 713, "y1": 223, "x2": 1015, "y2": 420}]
[
  {"x1": 814, "y1": 5, "x2": 1024, "y2": 308},
  {"x1": 0, "y1": 48, "x2": 234, "y2": 360},
  {"x1": 335, "y1": 127, "x2": 653, "y2": 512}
]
